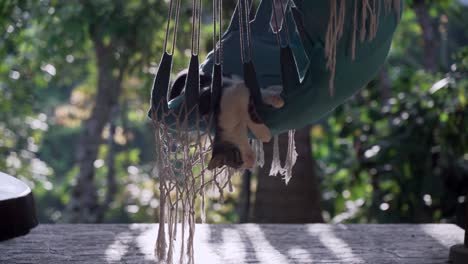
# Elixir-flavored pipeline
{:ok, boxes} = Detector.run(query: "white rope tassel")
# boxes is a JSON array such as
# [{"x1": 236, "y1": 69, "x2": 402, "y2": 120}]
[
  {"x1": 283, "y1": 130, "x2": 298, "y2": 185},
  {"x1": 253, "y1": 140, "x2": 265, "y2": 168},
  {"x1": 268, "y1": 131, "x2": 298, "y2": 185},
  {"x1": 269, "y1": 135, "x2": 282, "y2": 177}
]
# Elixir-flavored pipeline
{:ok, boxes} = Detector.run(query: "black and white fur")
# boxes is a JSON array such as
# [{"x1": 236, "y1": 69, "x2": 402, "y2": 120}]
[{"x1": 170, "y1": 71, "x2": 284, "y2": 170}]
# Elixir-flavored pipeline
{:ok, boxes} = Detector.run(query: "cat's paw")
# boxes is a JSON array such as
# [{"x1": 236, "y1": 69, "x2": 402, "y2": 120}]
[
  {"x1": 248, "y1": 123, "x2": 272, "y2": 143},
  {"x1": 258, "y1": 129, "x2": 272, "y2": 143},
  {"x1": 264, "y1": 94, "x2": 285, "y2": 109},
  {"x1": 262, "y1": 85, "x2": 284, "y2": 108}
]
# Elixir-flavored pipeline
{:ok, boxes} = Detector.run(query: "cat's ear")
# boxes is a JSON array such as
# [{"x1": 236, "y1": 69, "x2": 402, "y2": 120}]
[{"x1": 208, "y1": 154, "x2": 225, "y2": 170}]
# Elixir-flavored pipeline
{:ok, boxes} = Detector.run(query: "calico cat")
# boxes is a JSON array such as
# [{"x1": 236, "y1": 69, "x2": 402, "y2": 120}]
[{"x1": 169, "y1": 71, "x2": 284, "y2": 170}]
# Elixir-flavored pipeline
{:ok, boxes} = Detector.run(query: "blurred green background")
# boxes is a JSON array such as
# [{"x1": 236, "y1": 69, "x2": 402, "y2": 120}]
[{"x1": 0, "y1": 0, "x2": 467, "y2": 226}]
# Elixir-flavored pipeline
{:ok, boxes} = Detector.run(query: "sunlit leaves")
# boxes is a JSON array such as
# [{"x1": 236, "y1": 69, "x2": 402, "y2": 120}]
[{"x1": 315, "y1": 40, "x2": 468, "y2": 224}]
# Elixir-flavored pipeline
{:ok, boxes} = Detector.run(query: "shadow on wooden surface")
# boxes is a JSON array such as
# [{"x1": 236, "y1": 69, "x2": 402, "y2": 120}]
[{"x1": 0, "y1": 224, "x2": 463, "y2": 263}]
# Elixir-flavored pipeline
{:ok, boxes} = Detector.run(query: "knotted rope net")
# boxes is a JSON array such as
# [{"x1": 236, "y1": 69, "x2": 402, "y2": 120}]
[
  {"x1": 151, "y1": 100, "x2": 238, "y2": 264},
  {"x1": 151, "y1": 0, "x2": 241, "y2": 263}
]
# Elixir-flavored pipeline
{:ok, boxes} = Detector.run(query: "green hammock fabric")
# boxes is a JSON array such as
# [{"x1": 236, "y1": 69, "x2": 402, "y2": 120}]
[{"x1": 164, "y1": 0, "x2": 402, "y2": 135}]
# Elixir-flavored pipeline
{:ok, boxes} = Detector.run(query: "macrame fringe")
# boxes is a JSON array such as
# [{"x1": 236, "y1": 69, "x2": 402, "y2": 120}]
[
  {"x1": 269, "y1": 135, "x2": 283, "y2": 177},
  {"x1": 284, "y1": 130, "x2": 298, "y2": 184},
  {"x1": 152, "y1": 101, "x2": 234, "y2": 264},
  {"x1": 252, "y1": 139, "x2": 265, "y2": 168},
  {"x1": 326, "y1": 0, "x2": 401, "y2": 95},
  {"x1": 269, "y1": 130, "x2": 298, "y2": 185}
]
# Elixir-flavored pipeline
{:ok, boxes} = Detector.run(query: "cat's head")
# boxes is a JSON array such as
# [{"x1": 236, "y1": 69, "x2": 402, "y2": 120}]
[{"x1": 207, "y1": 141, "x2": 243, "y2": 170}]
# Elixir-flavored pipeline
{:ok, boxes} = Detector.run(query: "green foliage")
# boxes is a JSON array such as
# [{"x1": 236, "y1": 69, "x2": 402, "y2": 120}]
[
  {"x1": 0, "y1": 0, "x2": 237, "y2": 223},
  {"x1": 314, "y1": 1, "x2": 468, "y2": 224},
  {"x1": 0, "y1": 0, "x2": 467, "y2": 225},
  {"x1": 315, "y1": 63, "x2": 467, "y2": 223}
]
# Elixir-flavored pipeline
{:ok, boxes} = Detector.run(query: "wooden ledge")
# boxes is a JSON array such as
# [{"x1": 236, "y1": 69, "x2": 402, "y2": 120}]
[{"x1": 0, "y1": 224, "x2": 463, "y2": 263}]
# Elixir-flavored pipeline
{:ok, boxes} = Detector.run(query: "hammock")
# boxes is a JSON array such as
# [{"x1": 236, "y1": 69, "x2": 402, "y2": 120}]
[
  {"x1": 150, "y1": 0, "x2": 402, "y2": 136},
  {"x1": 148, "y1": 1, "x2": 402, "y2": 263}
]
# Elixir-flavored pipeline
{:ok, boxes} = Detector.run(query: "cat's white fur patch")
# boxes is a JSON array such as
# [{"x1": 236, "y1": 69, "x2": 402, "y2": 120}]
[{"x1": 215, "y1": 76, "x2": 284, "y2": 169}]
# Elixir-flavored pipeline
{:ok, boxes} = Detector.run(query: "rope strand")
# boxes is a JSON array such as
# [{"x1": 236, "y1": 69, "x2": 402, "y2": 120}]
[
  {"x1": 163, "y1": 0, "x2": 174, "y2": 53},
  {"x1": 237, "y1": 0, "x2": 246, "y2": 63},
  {"x1": 278, "y1": 0, "x2": 291, "y2": 45},
  {"x1": 219, "y1": 0, "x2": 223, "y2": 64},
  {"x1": 213, "y1": 0, "x2": 217, "y2": 62},
  {"x1": 163, "y1": 0, "x2": 181, "y2": 55},
  {"x1": 326, "y1": 0, "x2": 401, "y2": 96},
  {"x1": 197, "y1": 0, "x2": 202, "y2": 55},
  {"x1": 244, "y1": 0, "x2": 253, "y2": 61},
  {"x1": 191, "y1": 0, "x2": 197, "y2": 52},
  {"x1": 213, "y1": 0, "x2": 223, "y2": 65},
  {"x1": 272, "y1": 0, "x2": 282, "y2": 45},
  {"x1": 272, "y1": 0, "x2": 292, "y2": 48},
  {"x1": 171, "y1": 0, "x2": 181, "y2": 55},
  {"x1": 191, "y1": 0, "x2": 202, "y2": 55}
]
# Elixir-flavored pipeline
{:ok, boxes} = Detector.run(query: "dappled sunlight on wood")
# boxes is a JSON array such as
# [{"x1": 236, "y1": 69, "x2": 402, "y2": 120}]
[{"x1": 0, "y1": 224, "x2": 463, "y2": 263}]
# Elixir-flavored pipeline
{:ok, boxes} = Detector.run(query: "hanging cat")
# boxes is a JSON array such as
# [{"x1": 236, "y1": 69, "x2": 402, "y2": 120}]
[{"x1": 169, "y1": 71, "x2": 284, "y2": 170}]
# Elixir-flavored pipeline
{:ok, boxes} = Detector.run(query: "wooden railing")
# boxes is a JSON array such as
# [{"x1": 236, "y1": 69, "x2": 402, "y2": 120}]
[
  {"x1": 1, "y1": 171, "x2": 467, "y2": 263},
  {"x1": 0, "y1": 224, "x2": 464, "y2": 263}
]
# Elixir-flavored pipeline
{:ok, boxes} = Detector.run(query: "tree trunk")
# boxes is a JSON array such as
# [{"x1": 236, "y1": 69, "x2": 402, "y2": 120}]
[
  {"x1": 253, "y1": 126, "x2": 324, "y2": 223},
  {"x1": 413, "y1": 0, "x2": 438, "y2": 73},
  {"x1": 97, "y1": 106, "x2": 119, "y2": 222},
  {"x1": 66, "y1": 42, "x2": 123, "y2": 223}
]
